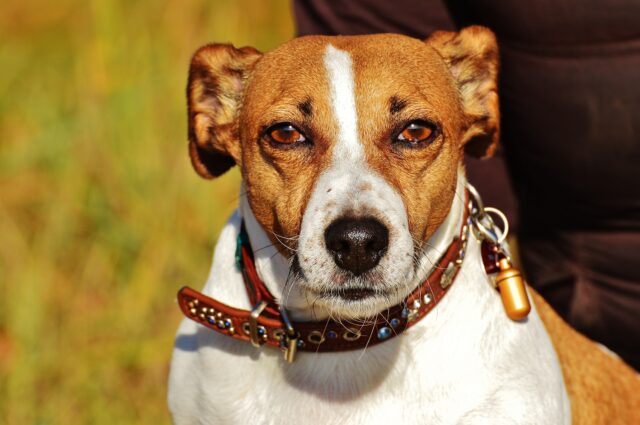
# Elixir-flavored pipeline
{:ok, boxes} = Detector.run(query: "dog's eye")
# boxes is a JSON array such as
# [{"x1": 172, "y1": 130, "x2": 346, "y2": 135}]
[
  {"x1": 267, "y1": 123, "x2": 306, "y2": 145},
  {"x1": 396, "y1": 121, "x2": 435, "y2": 144}
]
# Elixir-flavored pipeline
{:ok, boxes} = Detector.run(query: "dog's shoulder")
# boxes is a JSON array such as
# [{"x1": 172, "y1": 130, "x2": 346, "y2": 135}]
[{"x1": 531, "y1": 288, "x2": 640, "y2": 424}]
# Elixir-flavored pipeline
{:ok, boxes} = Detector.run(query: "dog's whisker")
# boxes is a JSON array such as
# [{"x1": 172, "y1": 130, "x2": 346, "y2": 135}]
[
  {"x1": 253, "y1": 243, "x2": 278, "y2": 254},
  {"x1": 268, "y1": 250, "x2": 283, "y2": 261},
  {"x1": 358, "y1": 313, "x2": 379, "y2": 359},
  {"x1": 410, "y1": 237, "x2": 450, "y2": 271},
  {"x1": 268, "y1": 230, "x2": 299, "y2": 254}
]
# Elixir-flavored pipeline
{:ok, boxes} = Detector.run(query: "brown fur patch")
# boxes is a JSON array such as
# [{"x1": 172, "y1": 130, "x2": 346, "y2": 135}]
[
  {"x1": 187, "y1": 44, "x2": 262, "y2": 178},
  {"x1": 389, "y1": 96, "x2": 408, "y2": 115},
  {"x1": 239, "y1": 37, "x2": 337, "y2": 249},
  {"x1": 297, "y1": 98, "x2": 313, "y2": 117},
  {"x1": 427, "y1": 26, "x2": 500, "y2": 159}
]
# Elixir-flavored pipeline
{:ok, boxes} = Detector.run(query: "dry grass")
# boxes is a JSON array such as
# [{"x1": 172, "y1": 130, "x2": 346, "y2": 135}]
[{"x1": 0, "y1": 1, "x2": 293, "y2": 423}]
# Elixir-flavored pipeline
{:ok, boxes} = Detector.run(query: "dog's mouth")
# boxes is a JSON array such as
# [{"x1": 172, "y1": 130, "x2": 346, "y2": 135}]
[
  {"x1": 334, "y1": 287, "x2": 377, "y2": 300},
  {"x1": 312, "y1": 287, "x2": 382, "y2": 301}
]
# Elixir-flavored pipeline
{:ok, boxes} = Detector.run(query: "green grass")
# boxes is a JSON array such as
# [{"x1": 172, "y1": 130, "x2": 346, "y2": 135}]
[{"x1": 0, "y1": 1, "x2": 293, "y2": 423}]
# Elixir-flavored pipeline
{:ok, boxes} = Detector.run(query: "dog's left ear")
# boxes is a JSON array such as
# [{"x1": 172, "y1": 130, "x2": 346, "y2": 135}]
[
  {"x1": 187, "y1": 44, "x2": 262, "y2": 178},
  {"x1": 427, "y1": 26, "x2": 499, "y2": 158}
]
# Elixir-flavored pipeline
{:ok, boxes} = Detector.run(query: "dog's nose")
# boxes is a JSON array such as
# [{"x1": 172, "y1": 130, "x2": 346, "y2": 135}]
[{"x1": 324, "y1": 217, "x2": 389, "y2": 276}]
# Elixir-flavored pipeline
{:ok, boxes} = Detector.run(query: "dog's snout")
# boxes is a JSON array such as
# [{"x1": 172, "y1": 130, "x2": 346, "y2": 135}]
[{"x1": 324, "y1": 217, "x2": 389, "y2": 276}]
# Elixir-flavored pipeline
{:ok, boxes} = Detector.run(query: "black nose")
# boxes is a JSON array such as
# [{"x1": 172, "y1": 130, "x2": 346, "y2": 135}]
[{"x1": 324, "y1": 217, "x2": 389, "y2": 276}]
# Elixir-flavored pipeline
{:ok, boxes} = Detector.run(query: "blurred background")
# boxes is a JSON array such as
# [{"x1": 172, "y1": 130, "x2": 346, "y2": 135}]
[{"x1": 0, "y1": 1, "x2": 293, "y2": 423}]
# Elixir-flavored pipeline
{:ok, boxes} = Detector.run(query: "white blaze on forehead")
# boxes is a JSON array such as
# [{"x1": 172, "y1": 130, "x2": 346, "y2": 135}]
[{"x1": 323, "y1": 44, "x2": 363, "y2": 162}]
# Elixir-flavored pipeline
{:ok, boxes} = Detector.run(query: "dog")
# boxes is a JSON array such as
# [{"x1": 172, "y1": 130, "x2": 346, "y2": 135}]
[{"x1": 168, "y1": 26, "x2": 639, "y2": 424}]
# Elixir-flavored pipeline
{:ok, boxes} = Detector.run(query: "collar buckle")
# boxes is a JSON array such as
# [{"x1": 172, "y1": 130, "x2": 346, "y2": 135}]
[
  {"x1": 282, "y1": 335, "x2": 299, "y2": 363},
  {"x1": 249, "y1": 301, "x2": 268, "y2": 347},
  {"x1": 279, "y1": 305, "x2": 299, "y2": 363}
]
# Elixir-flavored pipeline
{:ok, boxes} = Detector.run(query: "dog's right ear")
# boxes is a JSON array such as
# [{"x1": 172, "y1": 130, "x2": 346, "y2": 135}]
[{"x1": 187, "y1": 44, "x2": 262, "y2": 178}]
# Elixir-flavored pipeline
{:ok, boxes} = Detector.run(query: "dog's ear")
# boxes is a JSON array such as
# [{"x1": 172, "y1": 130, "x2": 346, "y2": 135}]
[
  {"x1": 187, "y1": 44, "x2": 262, "y2": 178},
  {"x1": 427, "y1": 26, "x2": 499, "y2": 159}
]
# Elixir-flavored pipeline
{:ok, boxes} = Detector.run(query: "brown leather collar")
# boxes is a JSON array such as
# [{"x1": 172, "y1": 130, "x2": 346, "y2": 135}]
[{"x1": 177, "y1": 191, "x2": 470, "y2": 361}]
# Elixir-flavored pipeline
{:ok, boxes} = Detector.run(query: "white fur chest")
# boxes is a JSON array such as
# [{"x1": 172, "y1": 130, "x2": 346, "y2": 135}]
[{"x1": 167, "y1": 212, "x2": 570, "y2": 425}]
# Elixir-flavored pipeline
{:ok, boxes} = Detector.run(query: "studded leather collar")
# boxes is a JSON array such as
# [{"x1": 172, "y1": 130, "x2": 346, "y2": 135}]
[{"x1": 177, "y1": 191, "x2": 470, "y2": 362}]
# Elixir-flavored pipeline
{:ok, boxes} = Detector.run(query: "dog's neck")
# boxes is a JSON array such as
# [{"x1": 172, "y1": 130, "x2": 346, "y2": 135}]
[{"x1": 237, "y1": 167, "x2": 468, "y2": 322}]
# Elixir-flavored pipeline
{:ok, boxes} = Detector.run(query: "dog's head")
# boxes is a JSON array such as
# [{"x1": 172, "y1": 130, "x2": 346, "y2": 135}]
[{"x1": 187, "y1": 27, "x2": 499, "y2": 318}]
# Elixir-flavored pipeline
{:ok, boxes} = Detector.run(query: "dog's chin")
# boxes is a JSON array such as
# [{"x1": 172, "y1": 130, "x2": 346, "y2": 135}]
[
  {"x1": 311, "y1": 291, "x2": 402, "y2": 320},
  {"x1": 293, "y1": 256, "x2": 417, "y2": 319},
  {"x1": 303, "y1": 281, "x2": 409, "y2": 320}
]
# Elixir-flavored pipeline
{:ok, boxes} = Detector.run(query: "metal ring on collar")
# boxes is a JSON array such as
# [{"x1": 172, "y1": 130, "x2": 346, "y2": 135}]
[
  {"x1": 474, "y1": 207, "x2": 509, "y2": 245},
  {"x1": 343, "y1": 328, "x2": 362, "y2": 341},
  {"x1": 307, "y1": 331, "x2": 326, "y2": 345},
  {"x1": 466, "y1": 183, "x2": 485, "y2": 215}
]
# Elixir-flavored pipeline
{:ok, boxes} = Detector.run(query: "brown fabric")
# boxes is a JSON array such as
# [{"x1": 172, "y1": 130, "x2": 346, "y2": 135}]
[
  {"x1": 521, "y1": 232, "x2": 640, "y2": 370},
  {"x1": 293, "y1": 0, "x2": 455, "y2": 39},
  {"x1": 292, "y1": 0, "x2": 640, "y2": 370},
  {"x1": 531, "y1": 287, "x2": 640, "y2": 425}
]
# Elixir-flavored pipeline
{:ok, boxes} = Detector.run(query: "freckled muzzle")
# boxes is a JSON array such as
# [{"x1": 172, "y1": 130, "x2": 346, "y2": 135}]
[{"x1": 324, "y1": 217, "x2": 389, "y2": 276}]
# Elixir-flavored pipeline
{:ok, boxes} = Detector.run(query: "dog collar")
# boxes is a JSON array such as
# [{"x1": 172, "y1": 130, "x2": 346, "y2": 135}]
[{"x1": 177, "y1": 191, "x2": 472, "y2": 362}]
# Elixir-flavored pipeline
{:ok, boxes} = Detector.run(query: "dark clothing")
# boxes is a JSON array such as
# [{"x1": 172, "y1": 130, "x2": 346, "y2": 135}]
[
  {"x1": 447, "y1": 0, "x2": 640, "y2": 232},
  {"x1": 294, "y1": 0, "x2": 455, "y2": 39},
  {"x1": 294, "y1": 0, "x2": 640, "y2": 369},
  {"x1": 521, "y1": 232, "x2": 640, "y2": 369}
]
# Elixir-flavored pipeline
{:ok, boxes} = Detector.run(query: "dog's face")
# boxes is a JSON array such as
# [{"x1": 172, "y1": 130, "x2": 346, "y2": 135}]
[{"x1": 187, "y1": 28, "x2": 498, "y2": 318}]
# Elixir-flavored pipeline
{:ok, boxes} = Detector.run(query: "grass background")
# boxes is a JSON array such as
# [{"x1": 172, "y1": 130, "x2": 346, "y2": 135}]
[{"x1": 0, "y1": 1, "x2": 293, "y2": 423}]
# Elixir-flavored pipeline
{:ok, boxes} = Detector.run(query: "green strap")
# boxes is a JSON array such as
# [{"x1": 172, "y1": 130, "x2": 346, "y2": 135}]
[{"x1": 235, "y1": 222, "x2": 249, "y2": 271}]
